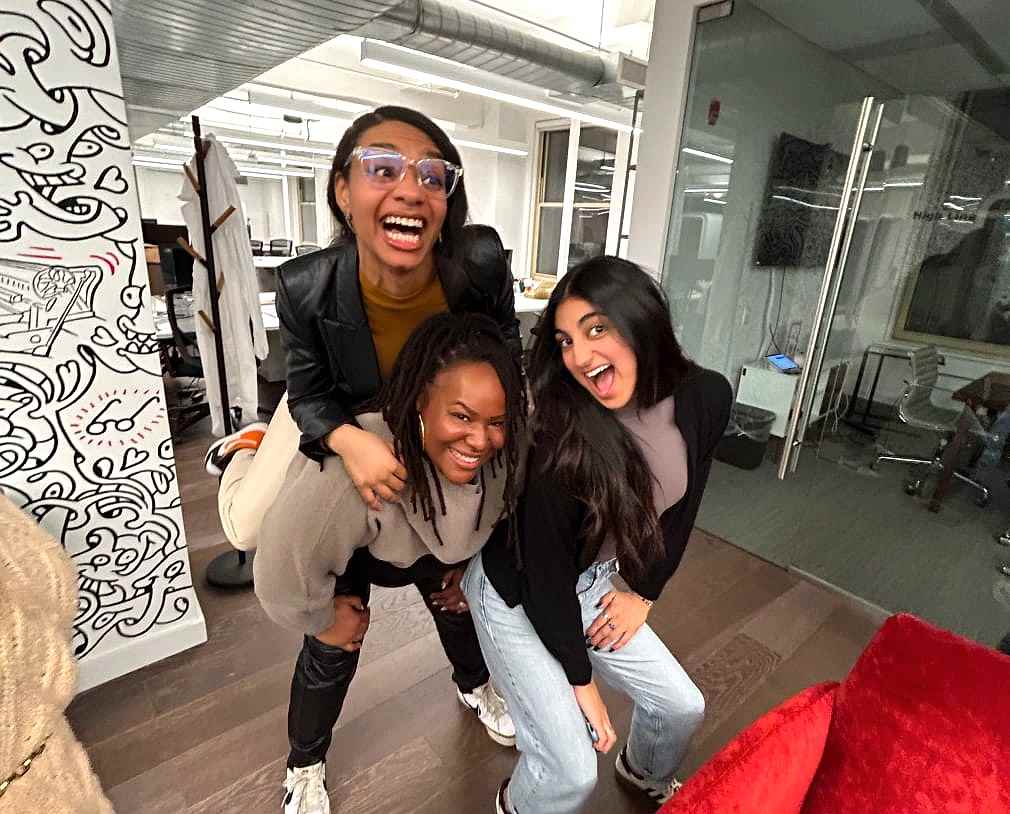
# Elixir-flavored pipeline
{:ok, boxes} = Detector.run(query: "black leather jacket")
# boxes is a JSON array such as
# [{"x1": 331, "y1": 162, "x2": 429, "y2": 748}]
[{"x1": 275, "y1": 240, "x2": 521, "y2": 459}]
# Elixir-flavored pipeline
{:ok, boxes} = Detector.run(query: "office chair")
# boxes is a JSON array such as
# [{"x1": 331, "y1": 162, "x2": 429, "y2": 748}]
[
  {"x1": 164, "y1": 286, "x2": 211, "y2": 434},
  {"x1": 294, "y1": 243, "x2": 320, "y2": 256},
  {"x1": 268, "y1": 238, "x2": 292, "y2": 256},
  {"x1": 250, "y1": 239, "x2": 264, "y2": 256},
  {"x1": 871, "y1": 345, "x2": 989, "y2": 505}
]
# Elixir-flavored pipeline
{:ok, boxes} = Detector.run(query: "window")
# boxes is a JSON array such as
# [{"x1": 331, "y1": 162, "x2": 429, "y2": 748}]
[
  {"x1": 297, "y1": 177, "x2": 316, "y2": 244},
  {"x1": 532, "y1": 128, "x2": 569, "y2": 277},
  {"x1": 530, "y1": 126, "x2": 619, "y2": 278},
  {"x1": 568, "y1": 127, "x2": 617, "y2": 270}
]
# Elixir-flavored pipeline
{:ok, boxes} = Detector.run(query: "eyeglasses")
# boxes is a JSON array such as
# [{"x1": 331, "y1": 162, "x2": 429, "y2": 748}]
[{"x1": 347, "y1": 146, "x2": 463, "y2": 198}]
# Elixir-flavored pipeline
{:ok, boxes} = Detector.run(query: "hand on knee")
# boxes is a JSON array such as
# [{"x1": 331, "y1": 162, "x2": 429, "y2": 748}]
[{"x1": 314, "y1": 595, "x2": 370, "y2": 651}]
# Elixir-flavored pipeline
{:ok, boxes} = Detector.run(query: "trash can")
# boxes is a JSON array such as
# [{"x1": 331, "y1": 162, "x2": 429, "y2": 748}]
[{"x1": 715, "y1": 403, "x2": 776, "y2": 470}]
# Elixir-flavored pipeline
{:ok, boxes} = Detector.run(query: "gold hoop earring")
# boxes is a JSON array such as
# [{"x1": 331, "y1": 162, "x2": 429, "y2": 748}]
[{"x1": 418, "y1": 413, "x2": 426, "y2": 445}]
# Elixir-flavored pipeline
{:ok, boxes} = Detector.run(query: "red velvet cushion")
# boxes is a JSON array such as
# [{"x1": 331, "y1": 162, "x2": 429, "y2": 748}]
[
  {"x1": 661, "y1": 682, "x2": 838, "y2": 814},
  {"x1": 803, "y1": 613, "x2": 1010, "y2": 814}
]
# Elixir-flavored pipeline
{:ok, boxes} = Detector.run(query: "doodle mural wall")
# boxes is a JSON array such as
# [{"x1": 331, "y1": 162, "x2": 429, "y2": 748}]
[{"x1": 0, "y1": 0, "x2": 206, "y2": 689}]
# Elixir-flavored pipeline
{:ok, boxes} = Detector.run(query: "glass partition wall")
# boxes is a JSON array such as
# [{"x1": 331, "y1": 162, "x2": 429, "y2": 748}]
[{"x1": 664, "y1": 0, "x2": 1010, "y2": 644}]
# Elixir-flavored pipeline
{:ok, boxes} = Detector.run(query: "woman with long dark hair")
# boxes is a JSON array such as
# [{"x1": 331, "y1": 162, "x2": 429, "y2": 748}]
[
  {"x1": 465, "y1": 256, "x2": 733, "y2": 813},
  {"x1": 255, "y1": 313, "x2": 526, "y2": 814}
]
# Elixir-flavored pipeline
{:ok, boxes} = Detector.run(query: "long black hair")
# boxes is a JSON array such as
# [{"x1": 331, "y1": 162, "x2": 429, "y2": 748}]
[
  {"x1": 328, "y1": 106, "x2": 469, "y2": 257},
  {"x1": 527, "y1": 256, "x2": 695, "y2": 580},
  {"x1": 374, "y1": 312, "x2": 526, "y2": 546}
]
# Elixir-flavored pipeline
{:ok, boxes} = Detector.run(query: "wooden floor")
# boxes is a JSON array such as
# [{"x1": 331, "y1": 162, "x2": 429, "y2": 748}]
[{"x1": 69, "y1": 420, "x2": 884, "y2": 813}]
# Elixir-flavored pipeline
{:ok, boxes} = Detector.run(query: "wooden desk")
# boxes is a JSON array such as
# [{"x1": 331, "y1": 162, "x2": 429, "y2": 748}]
[
  {"x1": 953, "y1": 372, "x2": 1010, "y2": 412},
  {"x1": 928, "y1": 371, "x2": 1009, "y2": 511}
]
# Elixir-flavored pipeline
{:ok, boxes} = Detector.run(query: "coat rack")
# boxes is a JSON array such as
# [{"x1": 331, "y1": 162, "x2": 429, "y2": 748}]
[{"x1": 183, "y1": 114, "x2": 255, "y2": 589}]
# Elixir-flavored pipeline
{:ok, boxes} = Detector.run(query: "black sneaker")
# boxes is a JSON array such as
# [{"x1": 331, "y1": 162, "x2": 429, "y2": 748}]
[{"x1": 615, "y1": 747, "x2": 682, "y2": 805}]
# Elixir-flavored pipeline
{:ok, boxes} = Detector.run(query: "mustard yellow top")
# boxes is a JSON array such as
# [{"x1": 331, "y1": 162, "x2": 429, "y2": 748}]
[{"x1": 359, "y1": 270, "x2": 449, "y2": 379}]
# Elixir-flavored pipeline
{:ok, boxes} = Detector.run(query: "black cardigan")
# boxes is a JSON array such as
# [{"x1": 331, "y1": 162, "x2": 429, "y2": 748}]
[
  {"x1": 276, "y1": 240, "x2": 521, "y2": 460},
  {"x1": 481, "y1": 367, "x2": 733, "y2": 685}
]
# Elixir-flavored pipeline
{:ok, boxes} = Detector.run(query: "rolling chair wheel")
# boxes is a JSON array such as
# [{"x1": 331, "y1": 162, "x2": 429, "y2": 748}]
[
  {"x1": 998, "y1": 531, "x2": 1010, "y2": 547},
  {"x1": 904, "y1": 479, "x2": 923, "y2": 496}
]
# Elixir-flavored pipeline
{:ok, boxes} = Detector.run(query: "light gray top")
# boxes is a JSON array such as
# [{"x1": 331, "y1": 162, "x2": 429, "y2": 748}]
[
  {"x1": 254, "y1": 412, "x2": 507, "y2": 634},
  {"x1": 596, "y1": 396, "x2": 688, "y2": 563}
]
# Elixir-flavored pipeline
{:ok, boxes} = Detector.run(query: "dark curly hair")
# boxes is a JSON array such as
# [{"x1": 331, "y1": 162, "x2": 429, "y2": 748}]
[
  {"x1": 372, "y1": 312, "x2": 526, "y2": 547},
  {"x1": 328, "y1": 106, "x2": 468, "y2": 257}
]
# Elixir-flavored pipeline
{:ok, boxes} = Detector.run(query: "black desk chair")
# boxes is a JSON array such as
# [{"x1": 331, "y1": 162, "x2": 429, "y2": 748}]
[
  {"x1": 250, "y1": 239, "x2": 264, "y2": 256},
  {"x1": 295, "y1": 243, "x2": 320, "y2": 256},
  {"x1": 269, "y1": 238, "x2": 292, "y2": 256},
  {"x1": 164, "y1": 286, "x2": 211, "y2": 434}
]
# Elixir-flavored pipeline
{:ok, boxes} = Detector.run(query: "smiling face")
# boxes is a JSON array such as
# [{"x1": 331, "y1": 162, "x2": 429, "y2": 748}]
[
  {"x1": 554, "y1": 296, "x2": 638, "y2": 410},
  {"x1": 418, "y1": 361, "x2": 507, "y2": 485},
  {"x1": 334, "y1": 120, "x2": 449, "y2": 276}
]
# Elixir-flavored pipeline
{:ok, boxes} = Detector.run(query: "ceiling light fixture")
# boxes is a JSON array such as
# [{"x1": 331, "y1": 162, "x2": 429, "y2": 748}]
[
  {"x1": 177, "y1": 123, "x2": 526, "y2": 159},
  {"x1": 682, "y1": 147, "x2": 734, "y2": 164},
  {"x1": 235, "y1": 164, "x2": 314, "y2": 178},
  {"x1": 454, "y1": 138, "x2": 528, "y2": 156}
]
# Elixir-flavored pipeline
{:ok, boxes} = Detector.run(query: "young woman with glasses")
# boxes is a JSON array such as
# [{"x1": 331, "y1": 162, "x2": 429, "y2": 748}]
[{"x1": 203, "y1": 107, "x2": 522, "y2": 814}]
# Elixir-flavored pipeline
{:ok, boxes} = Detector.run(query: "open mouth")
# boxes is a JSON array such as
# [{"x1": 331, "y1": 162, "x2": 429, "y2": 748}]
[
  {"x1": 17, "y1": 168, "x2": 83, "y2": 203},
  {"x1": 16, "y1": 169, "x2": 98, "y2": 220},
  {"x1": 586, "y1": 363, "x2": 616, "y2": 398},
  {"x1": 381, "y1": 214, "x2": 426, "y2": 251},
  {"x1": 448, "y1": 446, "x2": 483, "y2": 470}
]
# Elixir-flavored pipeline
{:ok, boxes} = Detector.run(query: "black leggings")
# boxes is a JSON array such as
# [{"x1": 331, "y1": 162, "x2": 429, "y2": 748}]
[{"x1": 287, "y1": 548, "x2": 490, "y2": 767}]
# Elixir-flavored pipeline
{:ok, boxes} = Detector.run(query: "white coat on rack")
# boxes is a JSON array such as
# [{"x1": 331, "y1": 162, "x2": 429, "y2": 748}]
[{"x1": 180, "y1": 135, "x2": 268, "y2": 435}]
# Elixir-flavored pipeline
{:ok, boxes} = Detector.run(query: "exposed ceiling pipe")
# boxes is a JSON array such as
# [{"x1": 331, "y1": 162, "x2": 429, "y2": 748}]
[
  {"x1": 115, "y1": 0, "x2": 645, "y2": 140},
  {"x1": 115, "y1": 0, "x2": 405, "y2": 138},
  {"x1": 357, "y1": 0, "x2": 643, "y2": 106}
]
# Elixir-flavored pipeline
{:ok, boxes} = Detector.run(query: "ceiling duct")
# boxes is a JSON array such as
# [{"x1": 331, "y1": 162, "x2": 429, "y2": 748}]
[
  {"x1": 359, "y1": 0, "x2": 644, "y2": 107},
  {"x1": 115, "y1": 0, "x2": 644, "y2": 140},
  {"x1": 114, "y1": 0, "x2": 404, "y2": 138}
]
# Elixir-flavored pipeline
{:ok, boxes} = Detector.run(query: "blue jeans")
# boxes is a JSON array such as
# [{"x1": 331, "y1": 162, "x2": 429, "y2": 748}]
[{"x1": 463, "y1": 554, "x2": 705, "y2": 813}]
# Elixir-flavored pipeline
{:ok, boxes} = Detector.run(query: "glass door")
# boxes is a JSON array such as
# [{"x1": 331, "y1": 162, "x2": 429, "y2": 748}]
[
  {"x1": 661, "y1": 0, "x2": 888, "y2": 478},
  {"x1": 660, "y1": 0, "x2": 1010, "y2": 646},
  {"x1": 778, "y1": 97, "x2": 883, "y2": 477}
]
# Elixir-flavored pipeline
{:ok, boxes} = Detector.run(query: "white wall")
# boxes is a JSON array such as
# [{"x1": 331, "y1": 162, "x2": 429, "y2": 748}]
[
  {"x1": 628, "y1": 0, "x2": 702, "y2": 274},
  {"x1": 238, "y1": 177, "x2": 287, "y2": 242},
  {"x1": 0, "y1": 0, "x2": 205, "y2": 690},
  {"x1": 135, "y1": 166, "x2": 186, "y2": 224},
  {"x1": 136, "y1": 165, "x2": 288, "y2": 243}
]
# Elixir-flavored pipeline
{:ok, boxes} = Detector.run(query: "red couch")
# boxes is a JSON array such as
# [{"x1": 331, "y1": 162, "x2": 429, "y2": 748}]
[{"x1": 660, "y1": 613, "x2": 1010, "y2": 814}]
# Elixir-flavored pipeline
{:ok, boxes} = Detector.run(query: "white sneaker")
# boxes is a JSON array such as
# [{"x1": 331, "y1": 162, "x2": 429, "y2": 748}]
[
  {"x1": 283, "y1": 762, "x2": 330, "y2": 814},
  {"x1": 204, "y1": 422, "x2": 268, "y2": 477},
  {"x1": 458, "y1": 682, "x2": 516, "y2": 747},
  {"x1": 495, "y1": 777, "x2": 513, "y2": 813},
  {"x1": 615, "y1": 747, "x2": 682, "y2": 805}
]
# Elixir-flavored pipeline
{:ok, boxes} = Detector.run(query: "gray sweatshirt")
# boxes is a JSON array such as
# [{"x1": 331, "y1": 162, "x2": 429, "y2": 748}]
[{"x1": 253, "y1": 412, "x2": 507, "y2": 634}]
